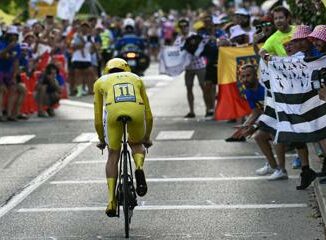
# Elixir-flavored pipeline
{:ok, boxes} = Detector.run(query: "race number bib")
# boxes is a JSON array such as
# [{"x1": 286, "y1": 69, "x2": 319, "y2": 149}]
[{"x1": 113, "y1": 83, "x2": 136, "y2": 103}]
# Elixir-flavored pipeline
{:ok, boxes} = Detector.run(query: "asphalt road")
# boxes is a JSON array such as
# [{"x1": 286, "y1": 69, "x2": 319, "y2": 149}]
[{"x1": 0, "y1": 63, "x2": 324, "y2": 240}]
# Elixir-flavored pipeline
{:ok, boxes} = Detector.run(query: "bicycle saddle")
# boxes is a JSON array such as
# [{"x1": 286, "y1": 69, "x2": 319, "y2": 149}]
[{"x1": 117, "y1": 116, "x2": 132, "y2": 123}]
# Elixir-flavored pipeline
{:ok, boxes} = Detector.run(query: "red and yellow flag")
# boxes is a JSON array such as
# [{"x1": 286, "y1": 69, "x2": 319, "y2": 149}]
[{"x1": 215, "y1": 45, "x2": 259, "y2": 120}]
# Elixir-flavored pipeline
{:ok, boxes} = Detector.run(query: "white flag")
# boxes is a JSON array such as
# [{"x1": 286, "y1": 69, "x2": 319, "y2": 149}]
[
  {"x1": 57, "y1": 0, "x2": 85, "y2": 22},
  {"x1": 159, "y1": 46, "x2": 191, "y2": 76}
]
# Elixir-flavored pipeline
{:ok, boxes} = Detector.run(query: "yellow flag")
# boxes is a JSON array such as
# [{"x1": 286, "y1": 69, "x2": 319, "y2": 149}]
[
  {"x1": 218, "y1": 45, "x2": 258, "y2": 85},
  {"x1": 29, "y1": 1, "x2": 58, "y2": 19}
]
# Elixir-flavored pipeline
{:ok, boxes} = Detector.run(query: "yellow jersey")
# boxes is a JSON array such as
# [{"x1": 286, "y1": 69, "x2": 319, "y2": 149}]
[{"x1": 93, "y1": 72, "x2": 153, "y2": 146}]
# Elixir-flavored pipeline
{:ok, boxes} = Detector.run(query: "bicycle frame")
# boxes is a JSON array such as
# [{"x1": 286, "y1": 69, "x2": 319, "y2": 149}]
[{"x1": 117, "y1": 116, "x2": 137, "y2": 238}]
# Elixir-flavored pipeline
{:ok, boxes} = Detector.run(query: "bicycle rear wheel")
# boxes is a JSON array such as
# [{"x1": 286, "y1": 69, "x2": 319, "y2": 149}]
[{"x1": 123, "y1": 156, "x2": 130, "y2": 238}]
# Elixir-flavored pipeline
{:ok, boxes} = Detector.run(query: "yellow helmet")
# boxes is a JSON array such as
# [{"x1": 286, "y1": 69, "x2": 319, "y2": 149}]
[{"x1": 104, "y1": 58, "x2": 131, "y2": 74}]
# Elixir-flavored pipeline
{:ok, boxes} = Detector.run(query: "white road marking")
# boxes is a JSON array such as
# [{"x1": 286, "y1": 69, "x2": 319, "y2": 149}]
[
  {"x1": 72, "y1": 133, "x2": 98, "y2": 143},
  {"x1": 156, "y1": 130, "x2": 194, "y2": 140},
  {"x1": 49, "y1": 176, "x2": 299, "y2": 185},
  {"x1": 60, "y1": 99, "x2": 93, "y2": 108},
  {"x1": 0, "y1": 135, "x2": 36, "y2": 145},
  {"x1": 73, "y1": 154, "x2": 297, "y2": 164},
  {"x1": 206, "y1": 200, "x2": 216, "y2": 205},
  {"x1": 17, "y1": 203, "x2": 307, "y2": 213},
  {"x1": 0, "y1": 143, "x2": 91, "y2": 219}
]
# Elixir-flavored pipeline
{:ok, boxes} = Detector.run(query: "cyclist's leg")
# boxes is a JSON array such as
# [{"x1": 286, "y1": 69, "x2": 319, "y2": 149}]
[
  {"x1": 129, "y1": 143, "x2": 147, "y2": 197},
  {"x1": 129, "y1": 143, "x2": 145, "y2": 170},
  {"x1": 106, "y1": 148, "x2": 120, "y2": 215},
  {"x1": 128, "y1": 112, "x2": 148, "y2": 196},
  {"x1": 127, "y1": 111, "x2": 146, "y2": 170},
  {"x1": 105, "y1": 116, "x2": 123, "y2": 216}
]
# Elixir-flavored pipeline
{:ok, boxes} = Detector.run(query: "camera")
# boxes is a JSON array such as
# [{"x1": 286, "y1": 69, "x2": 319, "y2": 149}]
[
  {"x1": 311, "y1": 68, "x2": 326, "y2": 90},
  {"x1": 255, "y1": 25, "x2": 262, "y2": 34}
]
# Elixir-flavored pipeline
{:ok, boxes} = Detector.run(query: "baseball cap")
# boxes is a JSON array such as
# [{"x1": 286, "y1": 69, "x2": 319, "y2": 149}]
[{"x1": 234, "y1": 8, "x2": 250, "y2": 16}]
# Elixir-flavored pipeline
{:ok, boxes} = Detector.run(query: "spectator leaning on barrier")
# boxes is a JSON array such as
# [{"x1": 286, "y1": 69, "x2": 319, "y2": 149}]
[
  {"x1": 225, "y1": 64, "x2": 264, "y2": 142},
  {"x1": 259, "y1": 6, "x2": 296, "y2": 58},
  {"x1": 259, "y1": 11, "x2": 319, "y2": 188},
  {"x1": 307, "y1": 25, "x2": 326, "y2": 160},
  {"x1": 308, "y1": 25, "x2": 326, "y2": 56},
  {"x1": 290, "y1": 25, "x2": 321, "y2": 58},
  {"x1": 256, "y1": 6, "x2": 298, "y2": 181},
  {"x1": 0, "y1": 26, "x2": 26, "y2": 122}
]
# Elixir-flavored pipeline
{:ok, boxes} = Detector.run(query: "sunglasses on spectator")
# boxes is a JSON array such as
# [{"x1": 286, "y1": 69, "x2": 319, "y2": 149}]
[
  {"x1": 260, "y1": 22, "x2": 273, "y2": 27},
  {"x1": 179, "y1": 23, "x2": 189, "y2": 27}
]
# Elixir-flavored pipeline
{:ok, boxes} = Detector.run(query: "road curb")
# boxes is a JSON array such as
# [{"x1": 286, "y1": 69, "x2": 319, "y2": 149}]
[
  {"x1": 310, "y1": 143, "x2": 326, "y2": 226},
  {"x1": 314, "y1": 180, "x2": 326, "y2": 226}
]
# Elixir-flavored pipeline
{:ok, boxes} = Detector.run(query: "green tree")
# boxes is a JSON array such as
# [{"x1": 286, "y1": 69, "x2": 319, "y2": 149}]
[
  {"x1": 286, "y1": 0, "x2": 326, "y2": 25},
  {"x1": 98, "y1": 0, "x2": 212, "y2": 16},
  {"x1": 0, "y1": 0, "x2": 27, "y2": 13}
]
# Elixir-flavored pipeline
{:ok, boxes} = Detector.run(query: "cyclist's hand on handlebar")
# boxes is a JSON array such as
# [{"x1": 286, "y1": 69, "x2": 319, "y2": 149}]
[
  {"x1": 143, "y1": 139, "x2": 153, "y2": 149},
  {"x1": 96, "y1": 142, "x2": 106, "y2": 149},
  {"x1": 96, "y1": 142, "x2": 106, "y2": 150},
  {"x1": 96, "y1": 142, "x2": 106, "y2": 155}
]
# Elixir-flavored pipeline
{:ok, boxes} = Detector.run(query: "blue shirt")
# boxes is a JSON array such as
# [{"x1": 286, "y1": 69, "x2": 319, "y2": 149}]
[
  {"x1": 244, "y1": 83, "x2": 265, "y2": 109},
  {"x1": 56, "y1": 74, "x2": 65, "y2": 87},
  {"x1": 19, "y1": 49, "x2": 33, "y2": 72},
  {"x1": 310, "y1": 47, "x2": 322, "y2": 58},
  {"x1": 215, "y1": 29, "x2": 227, "y2": 39},
  {"x1": 0, "y1": 40, "x2": 21, "y2": 73}
]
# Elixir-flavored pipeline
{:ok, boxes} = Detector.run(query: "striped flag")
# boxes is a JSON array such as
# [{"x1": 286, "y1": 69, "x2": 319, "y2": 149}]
[
  {"x1": 257, "y1": 60, "x2": 278, "y2": 136},
  {"x1": 268, "y1": 55, "x2": 326, "y2": 143}
]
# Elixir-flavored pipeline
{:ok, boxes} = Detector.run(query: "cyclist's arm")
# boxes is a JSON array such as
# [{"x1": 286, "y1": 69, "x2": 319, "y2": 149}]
[
  {"x1": 140, "y1": 80, "x2": 153, "y2": 140},
  {"x1": 93, "y1": 79, "x2": 105, "y2": 143}
]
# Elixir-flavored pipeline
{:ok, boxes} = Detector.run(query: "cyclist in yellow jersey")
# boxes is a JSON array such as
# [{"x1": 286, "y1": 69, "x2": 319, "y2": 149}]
[{"x1": 93, "y1": 58, "x2": 153, "y2": 217}]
